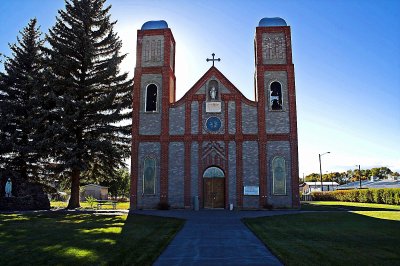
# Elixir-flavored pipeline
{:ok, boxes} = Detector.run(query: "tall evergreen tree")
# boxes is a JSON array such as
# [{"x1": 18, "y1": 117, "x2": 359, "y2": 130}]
[
  {"x1": 44, "y1": 0, "x2": 132, "y2": 209},
  {"x1": 0, "y1": 18, "x2": 46, "y2": 180}
]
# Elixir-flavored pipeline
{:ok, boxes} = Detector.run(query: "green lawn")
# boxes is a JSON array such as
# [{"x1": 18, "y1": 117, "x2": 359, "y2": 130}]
[
  {"x1": 245, "y1": 202, "x2": 400, "y2": 266},
  {"x1": 301, "y1": 201, "x2": 400, "y2": 211},
  {"x1": 0, "y1": 213, "x2": 183, "y2": 266},
  {"x1": 51, "y1": 201, "x2": 130, "y2": 210}
]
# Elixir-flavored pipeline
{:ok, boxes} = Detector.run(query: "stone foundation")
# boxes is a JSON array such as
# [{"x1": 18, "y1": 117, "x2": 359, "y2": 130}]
[
  {"x1": 0, "y1": 194, "x2": 50, "y2": 211},
  {"x1": 0, "y1": 176, "x2": 50, "y2": 211}
]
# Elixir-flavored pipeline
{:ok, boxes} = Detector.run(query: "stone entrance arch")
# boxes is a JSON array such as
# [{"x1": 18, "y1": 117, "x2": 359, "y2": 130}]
[{"x1": 203, "y1": 166, "x2": 225, "y2": 208}]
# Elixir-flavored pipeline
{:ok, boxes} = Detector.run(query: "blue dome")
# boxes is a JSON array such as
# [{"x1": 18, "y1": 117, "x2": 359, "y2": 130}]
[
  {"x1": 141, "y1": 20, "x2": 168, "y2": 30},
  {"x1": 258, "y1": 17, "x2": 287, "y2": 27}
]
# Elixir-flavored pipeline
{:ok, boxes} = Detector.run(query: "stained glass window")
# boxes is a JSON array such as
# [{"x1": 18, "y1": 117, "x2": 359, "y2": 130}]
[
  {"x1": 203, "y1": 167, "x2": 224, "y2": 178},
  {"x1": 143, "y1": 158, "x2": 156, "y2": 194},
  {"x1": 272, "y1": 156, "x2": 286, "y2": 195}
]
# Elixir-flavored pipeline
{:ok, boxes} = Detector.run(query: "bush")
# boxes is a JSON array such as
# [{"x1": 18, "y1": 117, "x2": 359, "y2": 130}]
[
  {"x1": 85, "y1": 195, "x2": 96, "y2": 209},
  {"x1": 311, "y1": 192, "x2": 336, "y2": 201},
  {"x1": 380, "y1": 188, "x2": 399, "y2": 205},
  {"x1": 157, "y1": 201, "x2": 170, "y2": 210},
  {"x1": 373, "y1": 189, "x2": 384, "y2": 204},
  {"x1": 394, "y1": 191, "x2": 400, "y2": 205},
  {"x1": 263, "y1": 203, "x2": 273, "y2": 210},
  {"x1": 311, "y1": 188, "x2": 400, "y2": 205},
  {"x1": 357, "y1": 189, "x2": 374, "y2": 203},
  {"x1": 117, "y1": 197, "x2": 129, "y2": 202}
]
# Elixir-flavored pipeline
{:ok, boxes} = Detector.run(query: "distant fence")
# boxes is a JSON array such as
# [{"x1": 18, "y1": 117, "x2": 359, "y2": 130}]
[{"x1": 300, "y1": 194, "x2": 313, "y2": 201}]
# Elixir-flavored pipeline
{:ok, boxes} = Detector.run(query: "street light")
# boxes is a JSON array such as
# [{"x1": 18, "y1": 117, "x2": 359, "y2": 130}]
[
  {"x1": 356, "y1": 164, "x2": 361, "y2": 189},
  {"x1": 319, "y1": 152, "x2": 330, "y2": 192}
]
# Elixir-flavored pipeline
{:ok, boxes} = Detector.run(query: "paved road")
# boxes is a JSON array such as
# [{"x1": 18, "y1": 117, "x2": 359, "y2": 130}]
[{"x1": 133, "y1": 210, "x2": 294, "y2": 266}]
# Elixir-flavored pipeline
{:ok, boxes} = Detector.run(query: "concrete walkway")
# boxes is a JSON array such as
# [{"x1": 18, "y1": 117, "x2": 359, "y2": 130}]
[{"x1": 133, "y1": 210, "x2": 297, "y2": 266}]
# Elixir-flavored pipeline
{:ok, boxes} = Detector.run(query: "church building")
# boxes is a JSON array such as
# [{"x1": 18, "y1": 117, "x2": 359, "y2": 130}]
[{"x1": 130, "y1": 17, "x2": 299, "y2": 209}]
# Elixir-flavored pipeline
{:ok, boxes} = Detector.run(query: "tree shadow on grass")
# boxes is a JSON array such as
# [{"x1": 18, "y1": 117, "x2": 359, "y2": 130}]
[
  {"x1": 109, "y1": 213, "x2": 184, "y2": 266},
  {"x1": 0, "y1": 212, "x2": 126, "y2": 266},
  {"x1": 0, "y1": 211, "x2": 184, "y2": 266}
]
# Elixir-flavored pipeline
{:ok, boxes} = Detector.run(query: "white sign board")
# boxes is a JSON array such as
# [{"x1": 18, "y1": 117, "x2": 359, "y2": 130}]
[
  {"x1": 206, "y1": 102, "x2": 222, "y2": 113},
  {"x1": 243, "y1": 186, "x2": 259, "y2": 196}
]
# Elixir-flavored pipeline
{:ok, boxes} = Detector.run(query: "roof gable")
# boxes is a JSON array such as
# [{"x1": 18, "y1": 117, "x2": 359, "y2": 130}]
[{"x1": 173, "y1": 66, "x2": 255, "y2": 106}]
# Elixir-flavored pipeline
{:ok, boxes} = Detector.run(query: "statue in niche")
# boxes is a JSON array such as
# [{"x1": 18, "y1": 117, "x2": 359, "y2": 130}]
[
  {"x1": 0, "y1": 174, "x2": 50, "y2": 210},
  {"x1": 207, "y1": 80, "x2": 219, "y2": 102},
  {"x1": 210, "y1": 86, "x2": 217, "y2": 100},
  {"x1": 5, "y1": 178, "x2": 12, "y2": 197}
]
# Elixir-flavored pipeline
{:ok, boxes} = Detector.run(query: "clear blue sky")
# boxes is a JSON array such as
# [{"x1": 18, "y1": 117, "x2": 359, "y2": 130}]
[{"x1": 1, "y1": 0, "x2": 399, "y2": 175}]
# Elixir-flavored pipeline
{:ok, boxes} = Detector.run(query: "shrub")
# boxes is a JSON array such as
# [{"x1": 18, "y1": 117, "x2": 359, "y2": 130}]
[
  {"x1": 85, "y1": 195, "x2": 96, "y2": 209},
  {"x1": 348, "y1": 190, "x2": 359, "y2": 202},
  {"x1": 311, "y1": 188, "x2": 400, "y2": 205},
  {"x1": 333, "y1": 190, "x2": 346, "y2": 202},
  {"x1": 263, "y1": 203, "x2": 273, "y2": 210},
  {"x1": 117, "y1": 197, "x2": 129, "y2": 202},
  {"x1": 311, "y1": 192, "x2": 335, "y2": 201},
  {"x1": 157, "y1": 201, "x2": 170, "y2": 210},
  {"x1": 373, "y1": 189, "x2": 384, "y2": 204},
  {"x1": 394, "y1": 191, "x2": 400, "y2": 205},
  {"x1": 381, "y1": 188, "x2": 399, "y2": 205},
  {"x1": 366, "y1": 190, "x2": 374, "y2": 203},
  {"x1": 382, "y1": 189, "x2": 391, "y2": 205},
  {"x1": 358, "y1": 190, "x2": 369, "y2": 203}
]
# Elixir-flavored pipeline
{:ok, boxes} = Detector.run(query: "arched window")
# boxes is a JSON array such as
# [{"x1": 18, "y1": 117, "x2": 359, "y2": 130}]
[
  {"x1": 143, "y1": 158, "x2": 156, "y2": 195},
  {"x1": 145, "y1": 84, "x2": 158, "y2": 112},
  {"x1": 272, "y1": 156, "x2": 286, "y2": 195},
  {"x1": 270, "y1": 82, "x2": 282, "y2": 110},
  {"x1": 203, "y1": 166, "x2": 224, "y2": 178}
]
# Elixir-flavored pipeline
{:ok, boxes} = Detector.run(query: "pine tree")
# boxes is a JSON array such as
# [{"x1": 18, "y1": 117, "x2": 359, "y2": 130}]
[
  {"x1": 0, "y1": 18, "x2": 46, "y2": 180},
  {"x1": 44, "y1": 0, "x2": 132, "y2": 209}
]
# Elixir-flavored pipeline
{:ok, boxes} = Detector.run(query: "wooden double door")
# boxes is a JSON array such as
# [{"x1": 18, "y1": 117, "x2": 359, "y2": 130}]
[{"x1": 203, "y1": 178, "x2": 225, "y2": 208}]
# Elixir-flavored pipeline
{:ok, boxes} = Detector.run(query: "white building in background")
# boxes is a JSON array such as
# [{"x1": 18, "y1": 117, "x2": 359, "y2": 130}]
[
  {"x1": 302, "y1": 182, "x2": 339, "y2": 194},
  {"x1": 80, "y1": 184, "x2": 108, "y2": 200}
]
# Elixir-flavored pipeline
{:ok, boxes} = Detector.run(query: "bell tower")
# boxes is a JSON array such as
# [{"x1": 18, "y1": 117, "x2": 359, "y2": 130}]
[
  {"x1": 130, "y1": 20, "x2": 176, "y2": 208},
  {"x1": 254, "y1": 17, "x2": 299, "y2": 208}
]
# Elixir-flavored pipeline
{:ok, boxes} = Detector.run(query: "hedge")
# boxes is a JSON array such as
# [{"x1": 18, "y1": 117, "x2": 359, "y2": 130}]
[{"x1": 311, "y1": 188, "x2": 400, "y2": 205}]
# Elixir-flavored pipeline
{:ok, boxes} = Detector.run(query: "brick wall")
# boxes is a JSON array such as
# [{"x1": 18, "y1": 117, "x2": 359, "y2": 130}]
[{"x1": 168, "y1": 142, "x2": 185, "y2": 207}]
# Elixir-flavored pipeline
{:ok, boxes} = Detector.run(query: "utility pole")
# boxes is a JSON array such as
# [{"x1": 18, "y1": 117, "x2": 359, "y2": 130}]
[{"x1": 319, "y1": 152, "x2": 330, "y2": 191}]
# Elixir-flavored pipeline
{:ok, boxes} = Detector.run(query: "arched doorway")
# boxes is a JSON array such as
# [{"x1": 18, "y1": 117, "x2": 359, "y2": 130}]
[{"x1": 203, "y1": 166, "x2": 225, "y2": 208}]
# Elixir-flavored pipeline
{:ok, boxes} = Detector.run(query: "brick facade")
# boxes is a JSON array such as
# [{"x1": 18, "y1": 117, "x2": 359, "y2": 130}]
[{"x1": 131, "y1": 19, "x2": 300, "y2": 210}]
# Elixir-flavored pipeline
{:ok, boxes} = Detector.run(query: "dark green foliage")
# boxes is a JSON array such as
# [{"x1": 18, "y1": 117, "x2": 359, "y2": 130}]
[
  {"x1": 305, "y1": 167, "x2": 395, "y2": 184},
  {"x1": 157, "y1": 201, "x2": 171, "y2": 210},
  {"x1": 358, "y1": 189, "x2": 374, "y2": 203},
  {"x1": 262, "y1": 203, "x2": 273, "y2": 210},
  {"x1": 98, "y1": 167, "x2": 130, "y2": 198},
  {"x1": 43, "y1": 0, "x2": 132, "y2": 208},
  {"x1": 0, "y1": 18, "x2": 47, "y2": 180},
  {"x1": 311, "y1": 188, "x2": 400, "y2": 205}
]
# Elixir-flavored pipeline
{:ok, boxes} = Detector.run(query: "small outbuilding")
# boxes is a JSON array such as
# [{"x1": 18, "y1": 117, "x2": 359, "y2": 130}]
[{"x1": 81, "y1": 184, "x2": 108, "y2": 200}]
